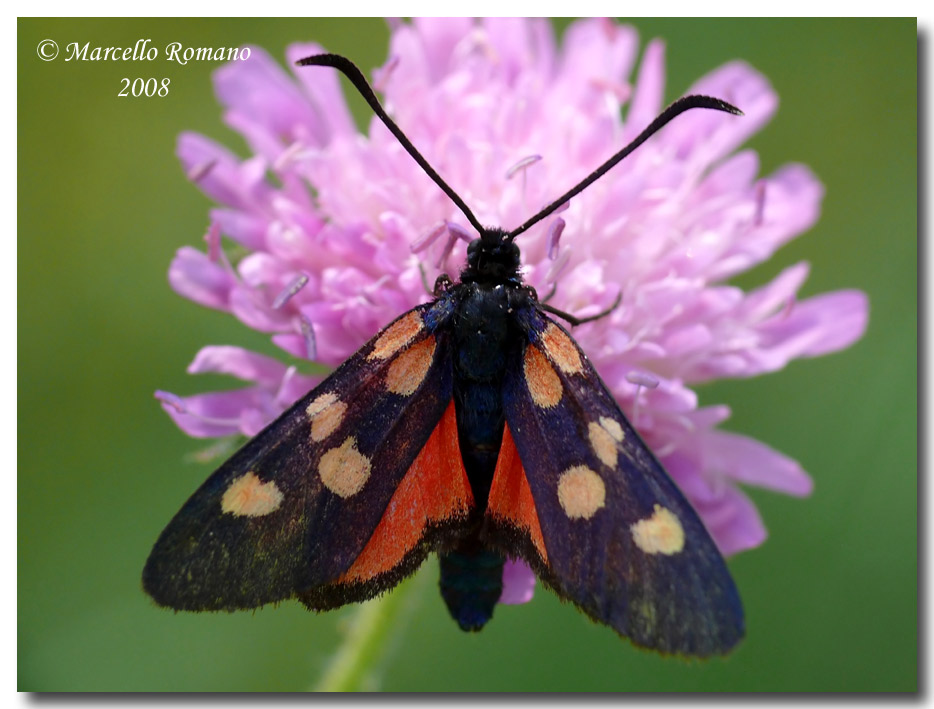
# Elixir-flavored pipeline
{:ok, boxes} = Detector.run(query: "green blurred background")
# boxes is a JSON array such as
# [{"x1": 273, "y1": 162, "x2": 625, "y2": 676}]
[{"x1": 18, "y1": 18, "x2": 916, "y2": 692}]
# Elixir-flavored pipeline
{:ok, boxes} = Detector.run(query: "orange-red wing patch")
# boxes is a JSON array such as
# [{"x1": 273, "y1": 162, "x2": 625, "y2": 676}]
[
  {"x1": 486, "y1": 424, "x2": 548, "y2": 563},
  {"x1": 339, "y1": 401, "x2": 473, "y2": 583}
]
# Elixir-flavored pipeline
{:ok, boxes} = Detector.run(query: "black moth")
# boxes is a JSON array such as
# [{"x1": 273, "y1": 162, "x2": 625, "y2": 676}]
[{"x1": 144, "y1": 52, "x2": 745, "y2": 657}]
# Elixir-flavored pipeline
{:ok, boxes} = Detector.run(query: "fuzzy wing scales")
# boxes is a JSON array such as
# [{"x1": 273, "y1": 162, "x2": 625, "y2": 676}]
[
  {"x1": 496, "y1": 307, "x2": 744, "y2": 656},
  {"x1": 143, "y1": 304, "x2": 458, "y2": 611}
]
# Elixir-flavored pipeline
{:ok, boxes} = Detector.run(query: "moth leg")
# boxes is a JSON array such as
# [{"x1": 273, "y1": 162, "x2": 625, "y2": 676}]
[
  {"x1": 418, "y1": 262, "x2": 433, "y2": 295},
  {"x1": 540, "y1": 291, "x2": 622, "y2": 327},
  {"x1": 539, "y1": 282, "x2": 557, "y2": 305},
  {"x1": 433, "y1": 273, "x2": 454, "y2": 297},
  {"x1": 418, "y1": 261, "x2": 455, "y2": 297}
]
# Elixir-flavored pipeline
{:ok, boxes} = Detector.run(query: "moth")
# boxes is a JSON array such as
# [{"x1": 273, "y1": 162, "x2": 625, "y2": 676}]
[{"x1": 144, "y1": 53, "x2": 745, "y2": 657}]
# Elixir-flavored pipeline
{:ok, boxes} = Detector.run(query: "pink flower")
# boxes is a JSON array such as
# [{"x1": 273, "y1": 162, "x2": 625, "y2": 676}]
[{"x1": 160, "y1": 18, "x2": 868, "y2": 603}]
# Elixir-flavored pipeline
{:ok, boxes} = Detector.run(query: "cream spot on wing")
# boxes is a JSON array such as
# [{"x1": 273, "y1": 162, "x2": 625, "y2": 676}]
[
  {"x1": 367, "y1": 311, "x2": 423, "y2": 360},
  {"x1": 557, "y1": 465, "x2": 605, "y2": 520},
  {"x1": 306, "y1": 392, "x2": 347, "y2": 442},
  {"x1": 221, "y1": 472, "x2": 284, "y2": 517},
  {"x1": 385, "y1": 336, "x2": 436, "y2": 396},
  {"x1": 588, "y1": 421, "x2": 618, "y2": 469},
  {"x1": 631, "y1": 504, "x2": 685, "y2": 555},
  {"x1": 599, "y1": 416, "x2": 624, "y2": 442},
  {"x1": 318, "y1": 437, "x2": 372, "y2": 498},
  {"x1": 541, "y1": 323, "x2": 583, "y2": 374},
  {"x1": 524, "y1": 344, "x2": 562, "y2": 408},
  {"x1": 306, "y1": 392, "x2": 336, "y2": 417}
]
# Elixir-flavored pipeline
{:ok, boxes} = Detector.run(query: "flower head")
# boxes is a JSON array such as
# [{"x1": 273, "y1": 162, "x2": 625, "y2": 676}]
[{"x1": 161, "y1": 18, "x2": 868, "y2": 602}]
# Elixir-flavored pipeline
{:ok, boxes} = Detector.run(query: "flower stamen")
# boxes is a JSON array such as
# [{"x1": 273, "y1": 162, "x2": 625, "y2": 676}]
[
  {"x1": 187, "y1": 158, "x2": 217, "y2": 182},
  {"x1": 433, "y1": 223, "x2": 472, "y2": 269},
  {"x1": 626, "y1": 371, "x2": 659, "y2": 428},
  {"x1": 447, "y1": 222, "x2": 473, "y2": 243},
  {"x1": 273, "y1": 140, "x2": 307, "y2": 173},
  {"x1": 546, "y1": 218, "x2": 565, "y2": 261},
  {"x1": 627, "y1": 371, "x2": 660, "y2": 389},
  {"x1": 546, "y1": 248, "x2": 571, "y2": 282},
  {"x1": 154, "y1": 389, "x2": 185, "y2": 413},
  {"x1": 589, "y1": 77, "x2": 631, "y2": 104},
  {"x1": 505, "y1": 155, "x2": 542, "y2": 180},
  {"x1": 204, "y1": 222, "x2": 222, "y2": 262},
  {"x1": 436, "y1": 230, "x2": 459, "y2": 269},
  {"x1": 411, "y1": 222, "x2": 448, "y2": 253},
  {"x1": 372, "y1": 55, "x2": 400, "y2": 93},
  {"x1": 272, "y1": 274, "x2": 309, "y2": 309},
  {"x1": 506, "y1": 155, "x2": 542, "y2": 213},
  {"x1": 781, "y1": 294, "x2": 796, "y2": 320},
  {"x1": 275, "y1": 365, "x2": 299, "y2": 405},
  {"x1": 754, "y1": 180, "x2": 767, "y2": 227},
  {"x1": 300, "y1": 315, "x2": 317, "y2": 360}
]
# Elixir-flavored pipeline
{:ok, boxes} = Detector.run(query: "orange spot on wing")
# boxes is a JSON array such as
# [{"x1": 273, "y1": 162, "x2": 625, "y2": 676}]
[
  {"x1": 339, "y1": 401, "x2": 473, "y2": 583},
  {"x1": 385, "y1": 336, "x2": 436, "y2": 396},
  {"x1": 367, "y1": 311, "x2": 423, "y2": 361},
  {"x1": 486, "y1": 425, "x2": 548, "y2": 563},
  {"x1": 524, "y1": 344, "x2": 562, "y2": 408},
  {"x1": 541, "y1": 323, "x2": 583, "y2": 374}
]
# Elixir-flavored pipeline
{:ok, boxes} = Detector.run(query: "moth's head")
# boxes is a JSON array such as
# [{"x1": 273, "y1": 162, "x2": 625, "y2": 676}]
[{"x1": 461, "y1": 228, "x2": 521, "y2": 284}]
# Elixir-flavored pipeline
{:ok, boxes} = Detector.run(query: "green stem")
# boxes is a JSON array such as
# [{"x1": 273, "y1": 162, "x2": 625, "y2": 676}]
[{"x1": 313, "y1": 569, "x2": 429, "y2": 692}]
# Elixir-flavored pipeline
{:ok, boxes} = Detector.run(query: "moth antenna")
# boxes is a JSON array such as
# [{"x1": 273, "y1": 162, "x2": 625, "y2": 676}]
[
  {"x1": 507, "y1": 95, "x2": 743, "y2": 240},
  {"x1": 297, "y1": 53, "x2": 487, "y2": 236}
]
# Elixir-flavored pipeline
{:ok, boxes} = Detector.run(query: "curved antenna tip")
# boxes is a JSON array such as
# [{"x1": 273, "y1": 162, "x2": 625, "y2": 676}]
[
  {"x1": 675, "y1": 94, "x2": 744, "y2": 117},
  {"x1": 297, "y1": 52, "x2": 487, "y2": 236},
  {"x1": 296, "y1": 53, "x2": 334, "y2": 67}
]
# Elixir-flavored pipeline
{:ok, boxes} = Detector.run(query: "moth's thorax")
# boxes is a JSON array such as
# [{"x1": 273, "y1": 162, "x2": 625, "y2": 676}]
[
  {"x1": 459, "y1": 229, "x2": 522, "y2": 286},
  {"x1": 451, "y1": 281, "x2": 530, "y2": 381}
]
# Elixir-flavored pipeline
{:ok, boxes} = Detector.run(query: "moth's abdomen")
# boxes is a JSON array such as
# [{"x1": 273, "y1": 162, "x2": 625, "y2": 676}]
[{"x1": 439, "y1": 543, "x2": 506, "y2": 631}]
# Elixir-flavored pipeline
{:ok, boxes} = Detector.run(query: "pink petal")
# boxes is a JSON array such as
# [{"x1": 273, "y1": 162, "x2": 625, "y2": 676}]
[
  {"x1": 498, "y1": 559, "x2": 536, "y2": 604},
  {"x1": 662, "y1": 323, "x2": 714, "y2": 357},
  {"x1": 237, "y1": 252, "x2": 294, "y2": 287},
  {"x1": 760, "y1": 290, "x2": 869, "y2": 359},
  {"x1": 176, "y1": 132, "x2": 270, "y2": 211},
  {"x1": 560, "y1": 18, "x2": 639, "y2": 91},
  {"x1": 622, "y1": 38, "x2": 665, "y2": 143},
  {"x1": 679, "y1": 61, "x2": 778, "y2": 167},
  {"x1": 412, "y1": 18, "x2": 476, "y2": 78},
  {"x1": 272, "y1": 333, "x2": 312, "y2": 360},
  {"x1": 276, "y1": 370, "x2": 322, "y2": 407},
  {"x1": 694, "y1": 485, "x2": 767, "y2": 555},
  {"x1": 228, "y1": 284, "x2": 291, "y2": 332},
  {"x1": 739, "y1": 262, "x2": 810, "y2": 323},
  {"x1": 694, "y1": 149, "x2": 759, "y2": 199},
  {"x1": 286, "y1": 42, "x2": 357, "y2": 141},
  {"x1": 209, "y1": 208, "x2": 268, "y2": 250},
  {"x1": 187, "y1": 346, "x2": 288, "y2": 386},
  {"x1": 633, "y1": 380, "x2": 698, "y2": 413},
  {"x1": 159, "y1": 389, "x2": 259, "y2": 438},
  {"x1": 720, "y1": 163, "x2": 824, "y2": 276},
  {"x1": 485, "y1": 17, "x2": 555, "y2": 79},
  {"x1": 214, "y1": 45, "x2": 327, "y2": 155},
  {"x1": 167, "y1": 246, "x2": 234, "y2": 310},
  {"x1": 702, "y1": 430, "x2": 813, "y2": 496}
]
